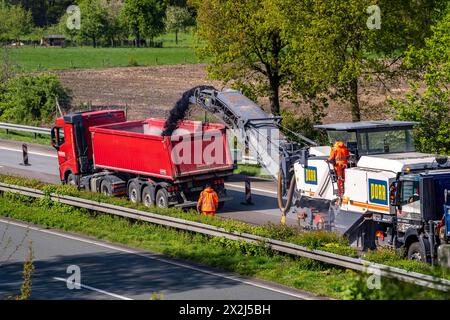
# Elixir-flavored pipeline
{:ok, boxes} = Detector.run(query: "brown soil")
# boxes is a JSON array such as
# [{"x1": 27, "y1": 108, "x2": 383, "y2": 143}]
[{"x1": 55, "y1": 64, "x2": 411, "y2": 123}]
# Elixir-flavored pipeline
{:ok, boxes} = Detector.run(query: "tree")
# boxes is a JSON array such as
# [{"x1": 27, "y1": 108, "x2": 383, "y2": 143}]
[
  {"x1": 79, "y1": 0, "x2": 108, "y2": 47},
  {"x1": 283, "y1": 0, "x2": 445, "y2": 121},
  {"x1": 0, "y1": 3, "x2": 33, "y2": 43},
  {"x1": 389, "y1": 5, "x2": 450, "y2": 155},
  {"x1": 120, "y1": 0, "x2": 167, "y2": 47},
  {"x1": 101, "y1": 0, "x2": 125, "y2": 47},
  {"x1": 0, "y1": 74, "x2": 71, "y2": 126},
  {"x1": 164, "y1": 5, "x2": 193, "y2": 45},
  {"x1": 6, "y1": 0, "x2": 73, "y2": 27},
  {"x1": 193, "y1": 0, "x2": 296, "y2": 115}
]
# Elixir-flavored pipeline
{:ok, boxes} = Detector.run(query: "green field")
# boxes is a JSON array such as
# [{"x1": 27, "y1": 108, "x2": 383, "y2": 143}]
[{"x1": 9, "y1": 46, "x2": 200, "y2": 71}]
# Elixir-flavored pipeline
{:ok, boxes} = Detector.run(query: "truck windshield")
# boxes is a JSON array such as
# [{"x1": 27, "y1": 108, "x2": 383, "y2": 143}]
[{"x1": 358, "y1": 129, "x2": 415, "y2": 155}]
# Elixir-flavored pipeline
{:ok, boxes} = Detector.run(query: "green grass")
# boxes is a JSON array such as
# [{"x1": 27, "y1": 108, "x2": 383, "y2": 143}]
[
  {"x1": 154, "y1": 31, "x2": 196, "y2": 48},
  {"x1": 234, "y1": 164, "x2": 272, "y2": 179},
  {"x1": 1, "y1": 192, "x2": 448, "y2": 300},
  {"x1": 9, "y1": 46, "x2": 201, "y2": 72},
  {"x1": 0, "y1": 129, "x2": 50, "y2": 145}
]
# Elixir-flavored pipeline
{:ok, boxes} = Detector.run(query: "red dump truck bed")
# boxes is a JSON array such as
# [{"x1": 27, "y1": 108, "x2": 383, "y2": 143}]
[{"x1": 90, "y1": 118, "x2": 234, "y2": 181}]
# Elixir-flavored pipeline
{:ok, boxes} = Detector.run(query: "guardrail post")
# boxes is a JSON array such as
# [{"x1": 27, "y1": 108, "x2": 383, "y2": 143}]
[{"x1": 20, "y1": 143, "x2": 30, "y2": 166}]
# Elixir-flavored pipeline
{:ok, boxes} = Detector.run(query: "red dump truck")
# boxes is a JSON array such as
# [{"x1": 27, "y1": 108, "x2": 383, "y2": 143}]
[{"x1": 50, "y1": 110, "x2": 234, "y2": 209}]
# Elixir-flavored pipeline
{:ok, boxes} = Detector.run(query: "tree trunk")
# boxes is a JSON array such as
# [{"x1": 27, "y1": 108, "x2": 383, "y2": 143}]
[
  {"x1": 175, "y1": 29, "x2": 178, "y2": 45},
  {"x1": 350, "y1": 78, "x2": 361, "y2": 122},
  {"x1": 92, "y1": 36, "x2": 96, "y2": 48},
  {"x1": 268, "y1": 75, "x2": 281, "y2": 115},
  {"x1": 135, "y1": 30, "x2": 140, "y2": 48}
]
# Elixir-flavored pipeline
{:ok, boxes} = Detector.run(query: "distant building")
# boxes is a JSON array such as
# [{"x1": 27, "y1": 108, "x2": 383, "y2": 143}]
[{"x1": 41, "y1": 35, "x2": 66, "y2": 47}]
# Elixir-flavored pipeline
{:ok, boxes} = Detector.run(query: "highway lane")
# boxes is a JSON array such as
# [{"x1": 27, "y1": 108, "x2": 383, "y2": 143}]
[
  {"x1": 0, "y1": 218, "x2": 317, "y2": 300},
  {"x1": 0, "y1": 139, "x2": 300, "y2": 226}
]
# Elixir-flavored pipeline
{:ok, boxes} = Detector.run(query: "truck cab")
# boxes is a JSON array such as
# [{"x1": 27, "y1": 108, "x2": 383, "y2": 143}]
[
  {"x1": 51, "y1": 110, "x2": 126, "y2": 184},
  {"x1": 390, "y1": 171, "x2": 450, "y2": 262}
]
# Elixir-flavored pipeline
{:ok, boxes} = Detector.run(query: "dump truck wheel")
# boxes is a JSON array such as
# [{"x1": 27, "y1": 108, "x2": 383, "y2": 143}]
[
  {"x1": 67, "y1": 174, "x2": 77, "y2": 186},
  {"x1": 101, "y1": 180, "x2": 113, "y2": 197},
  {"x1": 156, "y1": 188, "x2": 169, "y2": 209},
  {"x1": 142, "y1": 186, "x2": 153, "y2": 207},
  {"x1": 128, "y1": 181, "x2": 140, "y2": 204},
  {"x1": 407, "y1": 242, "x2": 425, "y2": 262}
]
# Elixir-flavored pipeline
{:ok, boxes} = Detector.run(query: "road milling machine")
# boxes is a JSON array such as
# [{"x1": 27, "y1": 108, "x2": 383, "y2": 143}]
[{"x1": 191, "y1": 88, "x2": 450, "y2": 263}]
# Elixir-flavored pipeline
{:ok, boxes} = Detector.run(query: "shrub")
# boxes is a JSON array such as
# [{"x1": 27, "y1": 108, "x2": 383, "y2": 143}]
[
  {"x1": 128, "y1": 56, "x2": 139, "y2": 67},
  {"x1": 0, "y1": 74, "x2": 71, "y2": 126},
  {"x1": 280, "y1": 109, "x2": 328, "y2": 146}
]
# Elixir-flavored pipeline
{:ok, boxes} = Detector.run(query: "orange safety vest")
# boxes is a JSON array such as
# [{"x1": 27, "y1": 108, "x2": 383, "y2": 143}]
[
  {"x1": 328, "y1": 141, "x2": 350, "y2": 165},
  {"x1": 197, "y1": 187, "x2": 219, "y2": 214}
]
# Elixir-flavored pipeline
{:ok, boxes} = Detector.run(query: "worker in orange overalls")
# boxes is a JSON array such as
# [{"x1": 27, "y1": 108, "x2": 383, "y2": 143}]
[
  {"x1": 328, "y1": 140, "x2": 350, "y2": 199},
  {"x1": 197, "y1": 184, "x2": 219, "y2": 216}
]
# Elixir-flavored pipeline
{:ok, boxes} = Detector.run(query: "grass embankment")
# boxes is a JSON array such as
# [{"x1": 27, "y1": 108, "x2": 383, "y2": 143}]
[
  {"x1": 1, "y1": 173, "x2": 450, "y2": 294},
  {"x1": 0, "y1": 129, "x2": 50, "y2": 145},
  {"x1": 0, "y1": 191, "x2": 448, "y2": 300}
]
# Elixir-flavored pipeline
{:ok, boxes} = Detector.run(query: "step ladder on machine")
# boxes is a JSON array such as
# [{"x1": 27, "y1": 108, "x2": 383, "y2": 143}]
[{"x1": 326, "y1": 161, "x2": 339, "y2": 197}]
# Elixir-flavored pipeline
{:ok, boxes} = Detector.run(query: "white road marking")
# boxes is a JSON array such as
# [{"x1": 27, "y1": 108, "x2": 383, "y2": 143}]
[
  {"x1": 226, "y1": 183, "x2": 277, "y2": 195},
  {"x1": 53, "y1": 277, "x2": 133, "y2": 300},
  {"x1": 0, "y1": 218, "x2": 316, "y2": 300},
  {"x1": 0, "y1": 146, "x2": 57, "y2": 158}
]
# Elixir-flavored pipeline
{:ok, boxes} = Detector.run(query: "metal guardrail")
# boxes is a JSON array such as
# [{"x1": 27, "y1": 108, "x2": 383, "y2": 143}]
[
  {"x1": 0, "y1": 122, "x2": 51, "y2": 136},
  {"x1": 1, "y1": 182, "x2": 449, "y2": 292}
]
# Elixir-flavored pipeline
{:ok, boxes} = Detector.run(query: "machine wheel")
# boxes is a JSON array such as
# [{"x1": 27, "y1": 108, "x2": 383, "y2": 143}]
[
  {"x1": 142, "y1": 186, "x2": 154, "y2": 207},
  {"x1": 217, "y1": 202, "x2": 225, "y2": 210},
  {"x1": 101, "y1": 180, "x2": 113, "y2": 197},
  {"x1": 67, "y1": 173, "x2": 78, "y2": 186},
  {"x1": 407, "y1": 242, "x2": 425, "y2": 262},
  {"x1": 156, "y1": 188, "x2": 169, "y2": 209},
  {"x1": 128, "y1": 181, "x2": 141, "y2": 204}
]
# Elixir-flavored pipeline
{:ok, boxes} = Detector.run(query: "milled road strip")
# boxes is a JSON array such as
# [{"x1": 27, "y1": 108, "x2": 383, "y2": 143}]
[
  {"x1": 52, "y1": 277, "x2": 133, "y2": 300},
  {"x1": 0, "y1": 146, "x2": 57, "y2": 158},
  {"x1": 0, "y1": 218, "x2": 318, "y2": 300}
]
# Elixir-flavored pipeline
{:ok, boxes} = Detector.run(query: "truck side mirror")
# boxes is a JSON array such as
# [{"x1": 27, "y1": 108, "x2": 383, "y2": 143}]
[
  {"x1": 389, "y1": 181, "x2": 401, "y2": 206},
  {"x1": 51, "y1": 127, "x2": 60, "y2": 151}
]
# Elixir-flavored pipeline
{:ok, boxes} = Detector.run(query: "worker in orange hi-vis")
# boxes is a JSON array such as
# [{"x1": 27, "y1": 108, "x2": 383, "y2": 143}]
[
  {"x1": 328, "y1": 140, "x2": 350, "y2": 199},
  {"x1": 197, "y1": 184, "x2": 219, "y2": 216}
]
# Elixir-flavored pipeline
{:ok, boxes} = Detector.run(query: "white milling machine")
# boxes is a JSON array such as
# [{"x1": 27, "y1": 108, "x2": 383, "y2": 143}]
[{"x1": 192, "y1": 88, "x2": 450, "y2": 262}]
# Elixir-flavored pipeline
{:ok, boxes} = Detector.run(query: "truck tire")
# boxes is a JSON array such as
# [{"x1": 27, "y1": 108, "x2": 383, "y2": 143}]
[
  {"x1": 407, "y1": 242, "x2": 425, "y2": 262},
  {"x1": 217, "y1": 201, "x2": 225, "y2": 210},
  {"x1": 142, "y1": 186, "x2": 154, "y2": 207},
  {"x1": 67, "y1": 173, "x2": 78, "y2": 186},
  {"x1": 156, "y1": 188, "x2": 169, "y2": 209},
  {"x1": 101, "y1": 180, "x2": 113, "y2": 197},
  {"x1": 128, "y1": 181, "x2": 141, "y2": 204}
]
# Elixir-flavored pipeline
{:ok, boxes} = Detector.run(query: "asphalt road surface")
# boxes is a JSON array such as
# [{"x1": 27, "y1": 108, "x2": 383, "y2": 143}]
[
  {"x1": 0, "y1": 218, "x2": 318, "y2": 300},
  {"x1": 0, "y1": 139, "x2": 301, "y2": 226}
]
